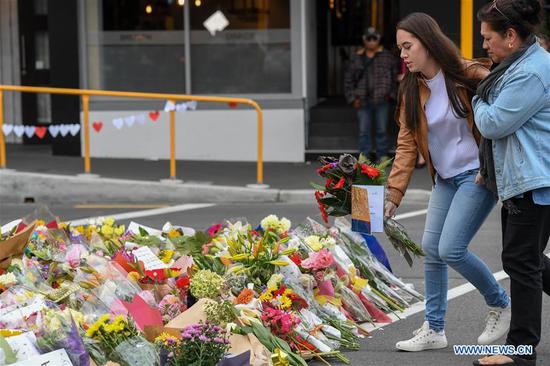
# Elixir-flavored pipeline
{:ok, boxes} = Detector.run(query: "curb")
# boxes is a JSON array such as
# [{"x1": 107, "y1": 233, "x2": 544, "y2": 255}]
[{"x1": 0, "y1": 170, "x2": 431, "y2": 205}]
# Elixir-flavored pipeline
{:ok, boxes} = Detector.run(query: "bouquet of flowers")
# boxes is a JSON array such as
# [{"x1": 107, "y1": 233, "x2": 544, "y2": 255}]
[
  {"x1": 36, "y1": 307, "x2": 90, "y2": 366},
  {"x1": 85, "y1": 314, "x2": 159, "y2": 366},
  {"x1": 312, "y1": 153, "x2": 424, "y2": 265},
  {"x1": 155, "y1": 322, "x2": 230, "y2": 366}
]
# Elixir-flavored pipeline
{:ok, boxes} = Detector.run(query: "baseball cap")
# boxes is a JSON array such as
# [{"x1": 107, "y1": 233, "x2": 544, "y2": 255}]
[{"x1": 363, "y1": 27, "x2": 381, "y2": 40}]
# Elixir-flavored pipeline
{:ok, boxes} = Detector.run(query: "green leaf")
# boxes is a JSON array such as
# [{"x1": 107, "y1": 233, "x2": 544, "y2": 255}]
[
  {"x1": 310, "y1": 182, "x2": 326, "y2": 190},
  {"x1": 138, "y1": 227, "x2": 149, "y2": 237},
  {"x1": 0, "y1": 334, "x2": 17, "y2": 364}
]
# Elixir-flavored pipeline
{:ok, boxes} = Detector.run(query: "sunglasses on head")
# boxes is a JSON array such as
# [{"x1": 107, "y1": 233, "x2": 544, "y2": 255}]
[{"x1": 490, "y1": 0, "x2": 511, "y2": 21}]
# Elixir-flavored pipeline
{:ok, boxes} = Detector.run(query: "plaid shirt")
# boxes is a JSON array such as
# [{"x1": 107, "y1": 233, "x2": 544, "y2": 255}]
[{"x1": 344, "y1": 47, "x2": 399, "y2": 105}]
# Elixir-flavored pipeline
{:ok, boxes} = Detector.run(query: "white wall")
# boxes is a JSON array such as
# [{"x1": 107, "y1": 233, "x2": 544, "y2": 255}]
[
  {"x1": 83, "y1": 108, "x2": 305, "y2": 162},
  {"x1": 0, "y1": 0, "x2": 22, "y2": 143}
]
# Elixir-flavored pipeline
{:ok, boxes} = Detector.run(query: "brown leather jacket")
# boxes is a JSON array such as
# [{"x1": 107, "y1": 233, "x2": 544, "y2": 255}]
[{"x1": 386, "y1": 59, "x2": 491, "y2": 206}]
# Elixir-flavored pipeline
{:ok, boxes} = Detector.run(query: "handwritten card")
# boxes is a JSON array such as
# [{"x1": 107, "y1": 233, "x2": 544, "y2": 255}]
[
  {"x1": 6, "y1": 332, "x2": 41, "y2": 362},
  {"x1": 352, "y1": 185, "x2": 385, "y2": 233},
  {"x1": 132, "y1": 246, "x2": 167, "y2": 270},
  {"x1": 12, "y1": 348, "x2": 73, "y2": 366}
]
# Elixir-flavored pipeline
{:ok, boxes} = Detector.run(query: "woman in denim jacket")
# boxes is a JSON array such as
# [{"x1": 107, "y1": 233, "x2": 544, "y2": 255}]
[{"x1": 473, "y1": 1, "x2": 550, "y2": 365}]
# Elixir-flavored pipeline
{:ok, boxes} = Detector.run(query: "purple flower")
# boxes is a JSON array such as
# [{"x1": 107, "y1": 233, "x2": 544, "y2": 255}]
[{"x1": 199, "y1": 335, "x2": 208, "y2": 342}]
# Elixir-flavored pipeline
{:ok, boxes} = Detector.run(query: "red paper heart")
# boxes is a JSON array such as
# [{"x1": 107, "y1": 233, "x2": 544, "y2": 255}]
[
  {"x1": 35, "y1": 126, "x2": 47, "y2": 139},
  {"x1": 92, "y1": 121, "x2": 103, "y2": 132},
  {"x1": 148, "y1": 110, "x2": 160, "y2": 121}
]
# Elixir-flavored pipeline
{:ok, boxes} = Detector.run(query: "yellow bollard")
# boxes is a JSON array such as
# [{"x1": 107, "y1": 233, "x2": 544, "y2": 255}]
[
  {"x1": 0, "y1": 90, "x2": 5, "y2": 168},
  {"x1": 169, "y1": 103, "x2": 176, "y2": 179},
  {"x1": 461, "y1": 0, "x2": 474, "y2": 59},
  {"x1": 253, "y1": 103, "x2": 264, "y2": 185},
  {"x1": 82, "y1": 95, "x2": 91, "y2": 174}
]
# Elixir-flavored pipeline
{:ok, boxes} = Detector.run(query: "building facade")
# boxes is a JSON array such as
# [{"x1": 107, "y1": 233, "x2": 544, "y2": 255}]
[{"x1": 1, "y1": 0, "x2": 548, "y2": 162}]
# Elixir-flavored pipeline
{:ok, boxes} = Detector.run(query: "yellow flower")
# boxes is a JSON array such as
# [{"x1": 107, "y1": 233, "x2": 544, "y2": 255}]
[
  {"x1": 36, "y1": 219, "x2": 46, "y2": 226},
  {"x1": 114, "y1": 226, "x2": 125, "y2": 236},
  {"x1": 304, "y1": 235, "x2": 323, "y2": 251},
  {"x1": 168, "y1": 229, "x2": 180, "y2": 238},
  {"x1": 74, "y1": 226, "x2": 85, "y2": 234},
  {"x1": 279, "y1": 295, "x2": 292, "y2": 309},
  {"x1": 100, "y1": 225, "x2": 114, "y2": 236},
  {"x1": 259, "y1": 288, "x2": 273, "y2": 302},
  {"x1": 160, "y1": 250, "x2": 174, "y2": 264},
  {"x1": 104, "y1": 217, "x2": 115, "y2": 226}
]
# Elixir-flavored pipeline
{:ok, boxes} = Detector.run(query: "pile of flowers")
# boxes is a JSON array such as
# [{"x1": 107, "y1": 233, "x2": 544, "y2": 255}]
[{"x1": 0, "y1": 208, "x2": 425, "y2": 365}]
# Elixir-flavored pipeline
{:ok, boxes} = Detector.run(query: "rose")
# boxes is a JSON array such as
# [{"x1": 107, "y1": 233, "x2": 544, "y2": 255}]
[
  {"x1": 301, "y1": 249, "x2": 335, "y2": 270},
  {"x1": 338, "y1": 154, "x2": 358, "y2": 175}
]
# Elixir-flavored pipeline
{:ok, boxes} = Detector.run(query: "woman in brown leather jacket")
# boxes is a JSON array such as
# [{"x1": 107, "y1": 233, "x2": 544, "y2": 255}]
[{"x1": 386, "y1": 13, "x2": 510, "y2": 352}]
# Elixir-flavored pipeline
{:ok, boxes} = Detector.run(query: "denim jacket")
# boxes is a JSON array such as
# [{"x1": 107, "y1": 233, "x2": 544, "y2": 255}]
[{"x1": 473, "y1": 43, "x2": 550, "y2": 201}]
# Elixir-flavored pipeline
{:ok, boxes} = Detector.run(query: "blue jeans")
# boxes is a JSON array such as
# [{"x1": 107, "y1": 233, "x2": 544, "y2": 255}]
[
  {"x1": 357, "y1": 101, "x2": 389, "y2": 157},
  {"x1": 423, "y1": 170, "x2": 509, "y2": 332}
]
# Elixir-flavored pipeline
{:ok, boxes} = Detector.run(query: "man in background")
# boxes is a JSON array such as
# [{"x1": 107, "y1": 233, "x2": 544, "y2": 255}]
[{"x1": 345, "y1": 27, "x2": 399, "y2": 163}]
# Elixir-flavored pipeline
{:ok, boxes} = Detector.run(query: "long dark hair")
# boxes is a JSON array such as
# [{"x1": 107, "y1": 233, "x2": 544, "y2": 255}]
[
  {"x1": 396, "y1": 13, "x2": 478, "y2": 131},
  {"x1": 477, "y1": 0, "x2": 542, "y2": 39}
]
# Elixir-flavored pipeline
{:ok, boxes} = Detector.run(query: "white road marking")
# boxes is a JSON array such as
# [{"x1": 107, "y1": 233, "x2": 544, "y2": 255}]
[{"x1": 69, "y1": 203, "x2": 216, "y2": 226}]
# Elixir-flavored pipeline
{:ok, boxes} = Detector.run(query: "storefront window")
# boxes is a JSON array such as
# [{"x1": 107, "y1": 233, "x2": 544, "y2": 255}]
[
  {"x1": 190, "y1": 0, "x2": 291, "y2": 94},
  {"x1": 85, "y1": 0, "x2": 186, "y2": 93},
  {"x1": 84, "y1": 0, "x2": 292, "y2": 95}
]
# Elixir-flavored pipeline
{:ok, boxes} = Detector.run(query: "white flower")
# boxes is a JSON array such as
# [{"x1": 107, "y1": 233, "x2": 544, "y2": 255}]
[
  {"x1": 260, "y1": 215, "x2": 292, "y2": 234},
  {"x1": 0, "y1": 273, "x2": 17, "y2": 287},
  {"x1": 320, "y1": 237, "x2": 336, "y2": 247},
  {"x1": 267, "y1": 273, "x2": 284, "y2": 288}
]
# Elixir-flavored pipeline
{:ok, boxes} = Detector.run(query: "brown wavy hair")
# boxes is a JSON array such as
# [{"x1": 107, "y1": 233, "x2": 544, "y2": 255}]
[{"x1": 396, "y1": 13, "x2": 478, "y2": 130}]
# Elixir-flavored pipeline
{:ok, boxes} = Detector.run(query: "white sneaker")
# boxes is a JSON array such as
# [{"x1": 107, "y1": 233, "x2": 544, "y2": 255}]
[
  {"x1": 478, "y1": 305, "x2": 511, "y2": 345},
  {"x1": 395, "y1": 321, "x2": 448, "y2": 352}
]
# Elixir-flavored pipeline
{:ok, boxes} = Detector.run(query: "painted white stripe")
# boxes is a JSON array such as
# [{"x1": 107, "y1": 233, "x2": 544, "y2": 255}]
[
  {"x1": 69, "y1": 203, "x2": 216, "y2": 226},
  {"x1": 394, "y1": 209, "x2": 429, "y2": 220}
]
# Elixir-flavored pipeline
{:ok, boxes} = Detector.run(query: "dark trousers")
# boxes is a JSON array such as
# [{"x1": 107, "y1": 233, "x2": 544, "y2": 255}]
[{"x1": 501, "y1": 192, "x2": 550, "y2": 360}]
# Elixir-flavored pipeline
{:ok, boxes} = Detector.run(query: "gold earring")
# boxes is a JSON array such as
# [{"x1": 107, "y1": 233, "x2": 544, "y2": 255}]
[{"x1": 509, "y1": 43, "x2": 513, "y2": 48}]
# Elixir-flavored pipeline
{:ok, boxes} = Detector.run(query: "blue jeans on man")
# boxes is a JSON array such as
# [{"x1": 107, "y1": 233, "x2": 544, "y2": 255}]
[{"x1": 357, "y1": 101, "x2": 389, "y2": 159}]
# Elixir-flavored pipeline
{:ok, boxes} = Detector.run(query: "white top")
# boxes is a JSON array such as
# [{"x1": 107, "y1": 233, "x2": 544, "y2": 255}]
[{"x1": 424, "y1": 70, "x2": 480, "y2": 179}]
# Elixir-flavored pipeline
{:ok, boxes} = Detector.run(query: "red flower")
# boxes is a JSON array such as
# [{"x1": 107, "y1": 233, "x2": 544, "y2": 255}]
[
  {"x1": 314, "y1": 191, "x2": 329, "y2": 224},
  {"x1": 324, "y1": 178, "x2": 332, "y2": 189},
  {"x1": 289, "y1": 252, "x2": 302, "y2": 266},
  {"x1": 360, "y1": 164, "x2": 380, "y2": 178},
  {"x1": 333, "y1": 177, "x2": 345, "y2": 190},
  {"x1": 316, "y1": 164, "x2": 333, "y2": 175},
  {"x1": 176, "y1": 275, "x2": 190, "y2": 289}
]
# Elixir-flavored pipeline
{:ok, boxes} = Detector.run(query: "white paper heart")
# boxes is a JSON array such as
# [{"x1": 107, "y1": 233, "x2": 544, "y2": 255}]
[
  {"x1": 59, "y1": 124, "x2": 70, "y2": 137},
  {"x1": 164, "y1": 100, "x2": 176, "y2": 112},
  {"x1": 186, "y1": 101, "x2": 198, "y2": 110},
  {"x1": 112, "y1": 118, "x2": 124, "y2": 130},
  {"x1": 136, "y1": 114, "x2": 146, "y2": 125},
  {"x1": 48, "y1": 125, "x2": 60, "y2": 138},
  {"x1": 69, "y1": 124, "x2": 80, "y2": 136},
  {"x1": 176, "y1": 103, "x2": 188, "y2": 112},
  {"x1": 2, "y1": 124, "x2": 13, "y2": 136},
  {"x1": 124, "y1": 116, "x2": 136, "y2": 128},
  {"x1": 24, "y1": 126, "x2": 35, "y2": 138},
  {"x1": 13, "y1": 125, "x2": 25, "y2": 137}
]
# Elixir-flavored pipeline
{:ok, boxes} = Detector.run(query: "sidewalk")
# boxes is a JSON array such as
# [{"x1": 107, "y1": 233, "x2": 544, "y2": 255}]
[{"x1": 1, "y1": 144, "x2": 433, "y2": 203}]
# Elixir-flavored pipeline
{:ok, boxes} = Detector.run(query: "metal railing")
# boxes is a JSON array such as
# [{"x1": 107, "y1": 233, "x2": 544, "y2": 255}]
[{"x1": 0, "y1": 85, "x2": 265, "y2": 185}]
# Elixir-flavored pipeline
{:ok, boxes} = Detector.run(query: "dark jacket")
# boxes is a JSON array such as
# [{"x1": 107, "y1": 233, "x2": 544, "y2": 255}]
[{"x1": 344, "y1": 47, "x2": 399, "y2": 106}]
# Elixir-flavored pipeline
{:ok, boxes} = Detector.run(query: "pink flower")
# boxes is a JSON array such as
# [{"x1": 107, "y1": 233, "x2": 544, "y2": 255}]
[
  {"x1": 301, "y1": 249, "x2": 335, "y2": 270},
  {"x1": 207, "y1": 223, "x2": 222, "y2": 237},
  {"x1": 65, "y1": 245, "x2": 83, "y2": 268}
]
